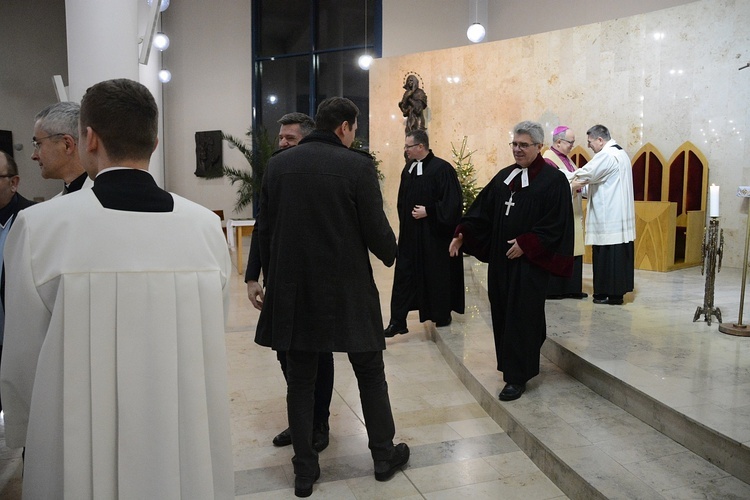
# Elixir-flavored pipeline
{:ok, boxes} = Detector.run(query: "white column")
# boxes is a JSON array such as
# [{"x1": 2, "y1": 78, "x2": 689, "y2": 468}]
[{"x1": 64, "y1": 0, "x2": 166, "y2": 187}]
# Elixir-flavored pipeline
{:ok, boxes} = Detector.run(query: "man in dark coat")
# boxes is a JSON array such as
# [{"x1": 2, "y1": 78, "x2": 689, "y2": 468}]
[
  {"x1": 255, "y1": 97, "x2": 409, "y2": 497},
  {"x1": 384, "y1": 129, "x2": 465, "y2": 337},
  {"x1": 245, "y1": 112, "x2": 334, "y2": 453},
  {"x1": 450, "y1": 121, "x2": 574, "y2": 402},
  {"x1": 0, "y1": 150, "x2": 35, "y2": 413}
]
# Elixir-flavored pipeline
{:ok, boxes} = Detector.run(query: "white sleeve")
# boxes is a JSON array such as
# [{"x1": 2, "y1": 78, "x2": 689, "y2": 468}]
[{"x1": 0, "y1": 213, "x2": 52, "y2": 448}]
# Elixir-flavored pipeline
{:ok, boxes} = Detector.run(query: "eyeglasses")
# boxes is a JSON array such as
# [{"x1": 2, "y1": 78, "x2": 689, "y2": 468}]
[
  {"x1": 560, "y1": 139, "x2": 575, "y2": 146},
  {"x1": 32, "y1": 133, "x2": 66, "y2": 151},
  {"x1": 404, "y1": 143, "x2": 420, "y2": 149},
  {"x1": 0, "y1": 174, "x2": 18, "y2": 178},
  {"x1": 509, "y1": 142, "x2": 539, "y2": 149}
]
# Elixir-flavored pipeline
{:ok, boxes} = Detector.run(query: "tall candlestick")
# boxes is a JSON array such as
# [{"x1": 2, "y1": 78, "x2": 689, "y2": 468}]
[{"x1": 709, "y1": 184, "x2": 720, "y2": 217}]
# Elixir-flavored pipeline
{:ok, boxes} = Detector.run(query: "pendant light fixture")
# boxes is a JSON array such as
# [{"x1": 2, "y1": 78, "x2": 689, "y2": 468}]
[
  {"x1": 467, "y1": 0, "x2": 487, "y2": 43},
  {"x1": 358, "y1": 0, "x2": 373, "y2": 70}
]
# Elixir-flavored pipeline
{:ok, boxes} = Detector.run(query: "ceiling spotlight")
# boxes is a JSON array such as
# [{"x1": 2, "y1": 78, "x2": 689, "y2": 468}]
[
  {"x1": 358, "y1": 54, "x2": 373, "y2": 70},
  {"x1": 147, "y1": 0, "x2": 170, "y2": 12},
  {"x1": 467, "y1": 23, "x2": 486, "y2": 43},
  {"x1": 153, "y1": 32, "x2": 170, "y2": 51},
  {"x1": 158, "y1": 69, "x2": 172, "y2": 83}
]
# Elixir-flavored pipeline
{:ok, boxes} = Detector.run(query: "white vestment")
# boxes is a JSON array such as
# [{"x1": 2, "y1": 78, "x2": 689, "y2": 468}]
[
  {"x1": 571, "y1": 139, "x2": 636, "y2": 246},
  {"x1": 543, "y1": 149, "x2": 585, "y2": 256},
  {"x1": 1, "y1": 190, "x2": 234, "y2": 499}
]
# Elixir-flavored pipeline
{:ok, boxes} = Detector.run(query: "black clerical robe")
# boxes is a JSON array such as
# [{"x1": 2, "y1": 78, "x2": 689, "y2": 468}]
[
  {"x1": 391, "y1": 152, "x2": 464, "y2": 325},
  {"x1": 457, "y1": 154, "x2": 573, "y2": 384}
]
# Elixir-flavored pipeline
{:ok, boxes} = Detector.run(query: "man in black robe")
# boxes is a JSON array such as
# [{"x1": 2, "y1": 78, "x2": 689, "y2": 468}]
[
  {"x1": 450, "y1": 121, "x2": 574, "y2": 401},
  {"x1": 384, "y1": 129, "x2": 465, "y2": 337}
]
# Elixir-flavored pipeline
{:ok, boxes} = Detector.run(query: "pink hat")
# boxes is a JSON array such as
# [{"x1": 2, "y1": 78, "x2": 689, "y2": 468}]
[{"x1": 553, "y1": 125, "x2": 569, "y2": 136}]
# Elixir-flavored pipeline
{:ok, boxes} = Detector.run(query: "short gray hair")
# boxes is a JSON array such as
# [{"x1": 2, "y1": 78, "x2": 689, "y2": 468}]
[
  {"x1": 278, "y1": 112, "x2": 315, "y2": 137},
  {"x1": 35, "y1": 101, "x2": 80, "y2": 141},
  {"x1": 513, "y1": 121, "x2": 544, "y2": 145}
]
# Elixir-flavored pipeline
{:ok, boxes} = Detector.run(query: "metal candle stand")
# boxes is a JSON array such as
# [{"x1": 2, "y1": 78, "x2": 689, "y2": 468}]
[
  {"x1": 719, "y1": 202, "x2": 750, "y2": 336},
  {"x1": 693, "y1": 217, "x2": 723, "y2": 325}
]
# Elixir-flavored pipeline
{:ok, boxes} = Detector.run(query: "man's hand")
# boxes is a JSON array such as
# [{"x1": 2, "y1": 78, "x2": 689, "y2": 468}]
[
  {"x1": 570, "y1": 179, "x2": 586, "y2": 193},
  {"x1": 506, "y1": 239, "x2": 524, "y2": 259},
  {"x1": 246, "y1": 280, "x2": 264, "y2": 311},
  {"x1": 449, "y1": 233, "x2": 464, "y2": 257},
  {"x1": 412, "y1": 205, "x2": 427, "y2": 219}
]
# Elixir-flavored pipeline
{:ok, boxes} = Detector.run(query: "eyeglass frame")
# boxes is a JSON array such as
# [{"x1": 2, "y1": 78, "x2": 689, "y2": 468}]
[
  {"x1": 559, "y1": 138, "x2": 575, "y2": 146},
  {"x1": 31, "y1": 133, "x2": 67, "y2": 151},
  {"x1": 403, "y1": 143, "x2": 421, "y2": 150},
  {"x1": 508, "y1": 141, "x2": 540, "y2": 149}
]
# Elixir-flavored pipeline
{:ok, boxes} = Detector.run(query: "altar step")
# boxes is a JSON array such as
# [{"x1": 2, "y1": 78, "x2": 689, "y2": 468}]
[{"x1": 430, "y1": 262, "x2": 750, "y2": 499}]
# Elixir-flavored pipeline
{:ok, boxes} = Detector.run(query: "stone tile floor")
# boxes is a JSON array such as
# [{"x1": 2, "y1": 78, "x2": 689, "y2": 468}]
[{"x1": 1, "y1": 249, "x2": 749, "y2": 498}]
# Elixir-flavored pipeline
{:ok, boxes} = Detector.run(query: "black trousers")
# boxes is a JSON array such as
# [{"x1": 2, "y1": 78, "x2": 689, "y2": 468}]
[
  {"x1": 592, "y1": 242, "x2": 635, "y2": 297},
  {"x1": 278, "y1": 350, "x2": 333, "y2": 426},
  {"x1": 286, "y1": 350, "x2": 396, "y2": 477}
]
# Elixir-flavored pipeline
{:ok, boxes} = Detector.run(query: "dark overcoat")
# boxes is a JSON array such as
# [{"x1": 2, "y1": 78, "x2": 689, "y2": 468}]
[{"x1": 255, "y1": 130, "x2": 397, "y2": 353}]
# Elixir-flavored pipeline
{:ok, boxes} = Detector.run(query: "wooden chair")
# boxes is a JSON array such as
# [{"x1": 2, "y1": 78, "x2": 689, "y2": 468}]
[{"x1": 212, "y1": 209, "x2": 227, "y2": 239}]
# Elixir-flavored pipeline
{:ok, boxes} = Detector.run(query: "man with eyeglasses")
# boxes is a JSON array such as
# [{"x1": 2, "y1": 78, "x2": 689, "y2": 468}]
[
  {"x1": 543, "y1": 126, "x2": 587, "y2": 300},
  {"x1": 570, "y1": 125, "x2": 635, "y2": 306},
  {"x1": 0, "y1": 150, "x2": 35, "y2": 415},
  {"x1": 245, "y1": 112, "x2": 335, "y2": 454},
  {"x1": 31, "y1": 102, "x2": 93, "y2": 196},
  {"x1": 384, "y1": 129, "x2": 464, "y2": 338},
  {"x1": 450, "y1": 121, "x2": 573, "y2": 402}
]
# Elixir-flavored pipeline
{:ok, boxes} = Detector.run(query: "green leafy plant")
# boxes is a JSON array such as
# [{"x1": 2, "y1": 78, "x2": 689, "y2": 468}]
[
  {"x1": 221, "y1": 128, "x2": 274, "y2": 213},
  {"x1": 451, "y1": 136, "x2": 482, "y2": 214},
  {"x1": 351, "y1": 137, "x2": 385, "y2": 181}
]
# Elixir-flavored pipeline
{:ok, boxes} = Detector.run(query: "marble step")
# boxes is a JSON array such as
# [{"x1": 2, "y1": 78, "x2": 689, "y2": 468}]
[
  {"x1": 541, "y1": 335, "x2": 750, "y2": 487},
  {"x1": 433, "y1": 324, "x2": 750, "y2": 499},
  {"x1": 430, "y1": 261, "x2": 750, "y2": 498}
]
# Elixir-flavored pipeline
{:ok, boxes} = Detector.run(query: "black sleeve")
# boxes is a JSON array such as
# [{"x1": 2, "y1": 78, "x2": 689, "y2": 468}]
[{"x1": 244, "y1": 226, "x2": 261, "y2": 283}]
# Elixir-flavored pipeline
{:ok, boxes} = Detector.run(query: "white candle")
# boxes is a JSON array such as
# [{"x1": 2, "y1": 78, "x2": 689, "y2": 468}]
[{"x1": 709, "y1": 184, "x2": 720, "y2": 217}]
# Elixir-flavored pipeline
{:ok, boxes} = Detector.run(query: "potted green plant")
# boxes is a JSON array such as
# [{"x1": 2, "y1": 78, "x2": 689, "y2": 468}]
[{"x1": 221, "y1": 128, "x2": 274, "y2": 213}]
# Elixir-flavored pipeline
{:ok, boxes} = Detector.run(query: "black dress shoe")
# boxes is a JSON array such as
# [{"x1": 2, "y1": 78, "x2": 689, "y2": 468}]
[
  {"x1": 592, "y1": 297, "x2": 609, "y2": 304},
  {"x1": 374, "y1": 442, "x2": 410, "y2": 481},
  {"x1": 294, "y1": 466, "x2": 320, "y2": 497},
  {"x1": 498, "y1": 383, "x2": 526, "y2": 401},
  {"x1": 312, "y1": 422, "x2": 329, "y2": 452},
  {"x1": 435, "y1": 318, "x2": 452, "y2": 327},
  {"x1": 384, "y1": 324, "x2": 408, "y2": 337},
  {"x1": 608, "y1": 296, "x2": 624, "y2": 305},
  {"x1": 272, "y1": 427, "x2": 292, "y2": 447},
  {"x1": 565, "y1": 292, "x2": 589, "y2": 299},
  {"x1": 546, "y1": 294, "x2": 564, "y2": 300}
]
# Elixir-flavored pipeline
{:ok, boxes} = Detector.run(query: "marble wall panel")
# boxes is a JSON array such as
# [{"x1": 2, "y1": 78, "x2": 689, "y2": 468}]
[{"x1": 370, "y1": 0, "x2": 750, "y2": 267}]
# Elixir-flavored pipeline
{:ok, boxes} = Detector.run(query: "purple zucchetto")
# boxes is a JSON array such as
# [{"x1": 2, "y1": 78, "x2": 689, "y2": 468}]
[{"x1": 553, "y1": 125, "x2": 569, "y2": 136}]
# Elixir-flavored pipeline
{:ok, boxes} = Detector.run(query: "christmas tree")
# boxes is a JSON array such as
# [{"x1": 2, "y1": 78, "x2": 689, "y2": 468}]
[{"x1": 451, "y1": 136, "x2": 482, "y2": 214}]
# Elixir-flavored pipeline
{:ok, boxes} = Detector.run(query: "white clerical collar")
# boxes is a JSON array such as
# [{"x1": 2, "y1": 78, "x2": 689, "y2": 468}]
[
  {"x1": 503, "y1": 168, "x2": 529, "y2": 188},
  {"x1": 408, "y1": 160, "x2": 423, "y2": 176}
]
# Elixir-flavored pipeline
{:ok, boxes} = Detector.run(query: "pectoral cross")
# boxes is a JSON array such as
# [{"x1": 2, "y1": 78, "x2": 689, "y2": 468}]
[{"x1": 504, "y1": 193, "x2": 515, "y2": 216}]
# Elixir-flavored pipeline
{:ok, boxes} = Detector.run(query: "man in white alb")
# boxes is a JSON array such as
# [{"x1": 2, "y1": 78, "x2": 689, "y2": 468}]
[
  {"x1": 571, "y1": 124, "x2": 635, "y2": 305},
  {"x1": 1, "y1": 78, "x2": 234, "y2": 499}
]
